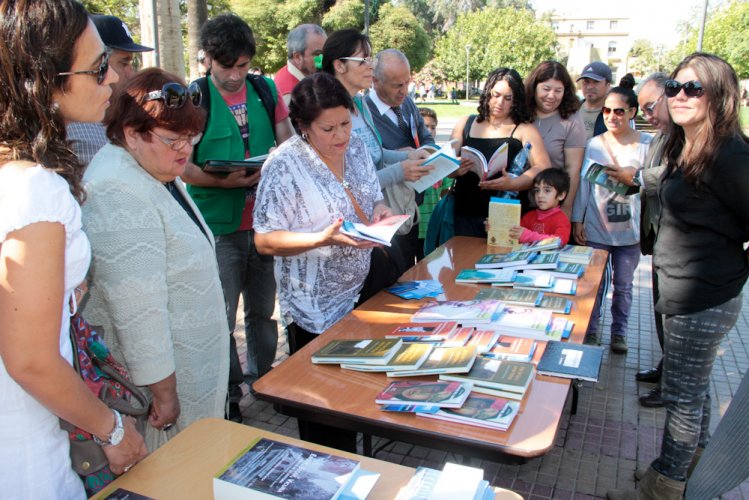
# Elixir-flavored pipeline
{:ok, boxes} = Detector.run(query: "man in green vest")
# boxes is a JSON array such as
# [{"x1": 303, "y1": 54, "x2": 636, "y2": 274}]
[{"x1": 182, "y1": 13, "x2": 294, "y2": 422}]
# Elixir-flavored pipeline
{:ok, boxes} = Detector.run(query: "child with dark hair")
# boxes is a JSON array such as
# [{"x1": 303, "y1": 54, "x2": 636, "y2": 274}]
[{"x1": 509, "y1": 168, "x2": 571, "y2": 245}]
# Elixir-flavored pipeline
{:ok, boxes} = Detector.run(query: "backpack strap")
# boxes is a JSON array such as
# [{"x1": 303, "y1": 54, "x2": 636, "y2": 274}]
[
  {"x1": 463, "y1": 114, "x2": 477, "y2": 143},
  {"x1": 246, "y1": 74, "x2": 277, "y2": 140}
]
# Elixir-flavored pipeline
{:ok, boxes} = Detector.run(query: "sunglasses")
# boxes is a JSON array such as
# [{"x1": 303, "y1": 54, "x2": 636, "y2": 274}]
[
  {"x1": 144, "y1": 82, "x2": 202, "y2": 108},
  {"x1": 149, "y1": 130, "x2": 203, "y2": 151},
  {"x1": 664, "y1": 80, "x2": 704, "y2": 98},
  {"x1": 642, "y1": 95, "x2": 663, "y2": 116},
  {"x1": 339, "y1": 56, "x2": 373, "y2": 67},
  {"x1": 56, "y1": 52, "x2": 110, "y2": 85},
  {"x1": 602, "y1": 106, "x2": 632, "y2": 117}
]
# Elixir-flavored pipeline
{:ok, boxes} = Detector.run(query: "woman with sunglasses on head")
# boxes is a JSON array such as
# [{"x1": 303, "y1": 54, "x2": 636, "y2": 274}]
[
  {"x1": 450, "y1": 68, "x2": 551, "y2": 237},
  {"x1": 81, "y1": 68, "x2": 230, "y2": 452},
  {"x1": 572, "y1": 75, "x2": 652, "y2": 356},
  {"x1": 525, "y1": 61, "x2": 586, "y2": 217},
  {"x1": 1, "y1": 1, "x2": 148, "y2": 496},
  {"x1": 608, "y1": 53, "x2": 749, "y2": 500}
]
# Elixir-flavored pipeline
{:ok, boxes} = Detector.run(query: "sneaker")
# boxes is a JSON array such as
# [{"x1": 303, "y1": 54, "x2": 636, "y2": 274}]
[
  {"x1": 611, "y1": 334, "x2": 628, "y2": 354},
  {"x1": 583, "y1": 332, "x2": 600, "y2": 345}
]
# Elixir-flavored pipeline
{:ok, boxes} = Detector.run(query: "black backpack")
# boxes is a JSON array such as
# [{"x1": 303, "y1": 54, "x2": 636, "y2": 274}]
[{"x1": 192, "y1": 74, "x2": 277, "y2": 160}]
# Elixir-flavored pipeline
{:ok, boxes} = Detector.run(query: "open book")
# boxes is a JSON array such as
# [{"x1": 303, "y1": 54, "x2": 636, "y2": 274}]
[
  {"x1": 461, "y1": 142, "x2": 509, "y2": 180},
  {"x1": 340, "y1": 214, "x2": 410, "y2": 246},
  {"x1": 583, "y1": 159, "x2": 639, "y2": 196},
  {"x1": 405, "y1": 140, "x2": 461, "y2": 194},
  {"x1": 201, "y1": 154, "x2": 268, "y2": 173}
]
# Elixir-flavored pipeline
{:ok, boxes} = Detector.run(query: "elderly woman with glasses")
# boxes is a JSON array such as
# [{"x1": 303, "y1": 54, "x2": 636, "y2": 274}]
[{"x1": 82, "y1": 67, "x2": 230, "y2": 452}]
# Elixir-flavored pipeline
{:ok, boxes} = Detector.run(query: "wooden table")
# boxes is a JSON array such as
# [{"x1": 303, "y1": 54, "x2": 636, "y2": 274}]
[
  {"x1": 92, "y1": 418, "x2": 522, "y2": 499},
  {"x1": 254, "y1": 237, "x2": 607, "y2": 463}
]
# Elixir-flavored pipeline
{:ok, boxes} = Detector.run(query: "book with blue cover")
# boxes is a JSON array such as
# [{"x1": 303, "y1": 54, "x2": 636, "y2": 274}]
[{"x1": 536, "y1": 341, "x2": 604, "y2": 382}]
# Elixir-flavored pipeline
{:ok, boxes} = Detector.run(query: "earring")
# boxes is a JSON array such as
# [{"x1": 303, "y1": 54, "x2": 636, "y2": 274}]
[
  {"x1": 302, "y1": 132, "x2": 308, "y2": 141},
  {"x1": 51, "y1": 101, "x2": 60, "y2": 112}
]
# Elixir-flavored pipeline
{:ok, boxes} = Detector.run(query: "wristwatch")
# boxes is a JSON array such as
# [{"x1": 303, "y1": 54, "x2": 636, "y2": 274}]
[
  {"x1": 93, "y1": 409, "x2": 124, "y2": 446},
  {"x1": 632, "y1": 169, "x2": 643, "y2": 187}
]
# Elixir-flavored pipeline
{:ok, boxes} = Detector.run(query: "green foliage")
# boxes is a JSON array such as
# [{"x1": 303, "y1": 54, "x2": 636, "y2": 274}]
[
  {"x1": 81, "y1": 0, "x2": 139, "y2": 37},
  {"x1": 369, "y1": 4, "x2": 431, "y2": 71},
  {"x1": 322, "y1": 0, "x2": 365, "y2": 31},
  {"x1": 434, "y1": 7, "x2": 556, "y2": 82},
  {"x1": 668, "y1": 0, "x2": 749, "y2": 79}
]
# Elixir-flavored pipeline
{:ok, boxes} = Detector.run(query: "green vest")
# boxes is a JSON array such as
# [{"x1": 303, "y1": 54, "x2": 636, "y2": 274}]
[{"x1": 187, "y1": 76, "x2": 277, "y2": 235}]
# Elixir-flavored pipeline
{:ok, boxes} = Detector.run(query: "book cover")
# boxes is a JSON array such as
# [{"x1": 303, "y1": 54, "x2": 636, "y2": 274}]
[
  {"x1": 461, "y1": 142, "x2": 508, "y2": 180},
  {"x1": 551, "y1": 245, "x2": 594, "y2": 264},
  {"x1": 583, "y1": 160, "x2": 639, "y2": 196},
  {"x1": 214, "y1": 437, "x2": 359, "y2": 500},
  {"x1": 514, "y1": 236, "x2": 562, "y2": 252},
  {"x1": 518, "y1": 252, "x2": 560, "y2": 270},
  {"x1": 385, "y1": 322, "x2": 458, "y2": 342},
  {"x1": 337, "y1": 469, "x2": 381, "y2": 500},
  {"x1": 550, "y1": 262, "x2": 585, "y2": 280},
  {"x1": 340, "y1": 214, "x2": 410, "y2": 246},
  {"x1": 394, "y1": 467, "x2": 441, "y2": 500},
  {"x1": 465, "y1": 329, "x2": 499, "y2": 354},
  {"x1": 442, "y1": 326, "x2": 475, "y2": 347},
  {"x1": 311, "y1": 338, "x2": 402, "y2": 365},
  {"x1": 474, "y1": 287, "x2": 544, "y2": 307},
  {"x1": 493, "y1": 306, "x2": 553, "y2": 340},
  {"x1": 475, "y1": 250, "x2": 537, "y2": 269},
  {"x1": 375, "y1": 380, "x2": 472, "y2": 407},
  {"x1": 418, "y1": 394, "x2": 520, "y2": 431},
  {"x1": 440, "y1": 357, "x2": 534, "y2": 395},
  {"x1": 385, "y1": 280, "x2": 444, "y2": 300},
  {"x1": 341, "y1": 343, "x2": 434, "y2": 372},
  {"x1": 455, "y1": 268, "x2": 517, "y2": 284},
  {"x1": 510, "y1": 271, "x2": 555, "y2": 291},
  {"x1": 380, "y1": 404, "x2": 440, "y2": 414},
  {"x1": 487, "y1": 197, "x2": 521, "y2": 247},
  {"x1": 551, "y1": 278, "x2": 577, "y2": 295},
  {"x1": 537, "y1": 295, "x2": 573, "y2": 314},
  {"x1": 536, "y1": 341, "x2": 604, "y2": 382},
  {"x1": 411, "y1": 300, "x2": 502, "y2": 324},
  {"x1": 547, "y1": 318, "x2": 574, "y2": 342},
  {"x1": 470, "y1": 384, "x2": 529, "y2": 401},
  {"x1": 485, "y1": 335, "x2": 537, "y2": 362},
  {"x1": 406, "y1": 141, "x2": 461, "y2": 193},
  {"x1": 387, "y1": 345, "x2": 477, "y2": 377}
]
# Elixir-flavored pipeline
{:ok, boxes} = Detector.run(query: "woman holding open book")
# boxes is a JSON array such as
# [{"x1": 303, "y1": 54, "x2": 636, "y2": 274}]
[
  {"x1": 608, "y1": 53, "x2": 749, "y2": 500},
  {"x1": 450, "y1": 68, "x2": 550, "y2": 237}
]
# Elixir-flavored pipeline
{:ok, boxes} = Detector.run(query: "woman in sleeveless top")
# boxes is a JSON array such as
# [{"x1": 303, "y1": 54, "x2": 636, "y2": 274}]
[{"x1": 450, "y1": 68, "x2": 551, "y2": 237}]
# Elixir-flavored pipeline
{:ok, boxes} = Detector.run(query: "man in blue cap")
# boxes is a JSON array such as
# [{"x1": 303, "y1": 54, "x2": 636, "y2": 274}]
[
  {"x1": 67, "y1": 15, "x2": 154, "y2": 165},
  {"x1": 577, "y1": 61, "x2": 612, "y2": 140}
]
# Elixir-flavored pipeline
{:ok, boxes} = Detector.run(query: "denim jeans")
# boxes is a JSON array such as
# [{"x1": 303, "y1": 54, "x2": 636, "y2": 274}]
[
  {"x1": 215, "y1": 229, "x2": 278, "y2": 401},
  {"x1": 652, "y1": 294, "x2": 742, "y2": 481},
  {"x1": 585, "y1": 242, "x2": 640, "y2": 338}
]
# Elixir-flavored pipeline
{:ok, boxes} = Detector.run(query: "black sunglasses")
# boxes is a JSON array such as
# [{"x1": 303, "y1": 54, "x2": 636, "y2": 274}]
[
  {"x1": 56, "y1": 52, "x2": 110, "y2": 85},
  {"x1": 664, "y1": 80, "x2": 704, "y2": 98},
  {"x1": 602, "y1": 106, "x2": 631, "y2": 117},
  {"x1": 144, "y1": 82, "x2": 202, "y2": 108}
]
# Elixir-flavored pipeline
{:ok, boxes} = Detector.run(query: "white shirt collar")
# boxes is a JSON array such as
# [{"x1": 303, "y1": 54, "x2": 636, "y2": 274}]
[
  {"x1": 368, "y1": 89, "x2": 399, "y2": 125},
  {"x1": 287, "y1": 61, "x2": 305, "y2": 82}
]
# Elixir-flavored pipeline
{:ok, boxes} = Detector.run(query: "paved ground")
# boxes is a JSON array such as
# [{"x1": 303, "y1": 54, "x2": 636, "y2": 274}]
[{"x1": 233, "y1": 253, "x2": 749, "y2": 499}]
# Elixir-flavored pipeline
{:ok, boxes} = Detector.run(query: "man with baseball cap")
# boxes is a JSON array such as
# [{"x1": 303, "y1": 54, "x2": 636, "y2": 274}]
[
  {"x1": 67, "y1": 15, "x2": 154, "y2": 166},
  {"x1": 577, "y1": 61, "x2": 612, "y2": 140}
]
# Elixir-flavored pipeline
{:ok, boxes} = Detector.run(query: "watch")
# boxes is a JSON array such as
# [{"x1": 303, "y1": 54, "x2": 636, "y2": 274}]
[
  {"x1": 93, "y1": 409, "x2": 124, "y2": 446},
  {"x1": 632, "y1": 169, "x2": 643, "y2": 187}
]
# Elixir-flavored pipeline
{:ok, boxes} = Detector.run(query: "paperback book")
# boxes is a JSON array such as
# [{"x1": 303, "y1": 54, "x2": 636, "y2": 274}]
[
  {"x1": 340, "y1": 214, "x2": 410, "y2": 246},
  {"x1": 485, "y1": 335, "x2": 537, "y2": 362},
  {"x1": 385, "y1": 280, "x2": 444, "y2": 300},
  {"x1": 405, "y1": 141, "x2": 461, "y2": 193},
  {"x1": 418, "y1": 394, "x2": 521, "y2": 431},
  {"x1": 583, "y1": 160, "x2": 639, "y2": 196},
  {"x1": 461, "y1": 142, "x2": 508, "y2": 180},
  {"x1": 487, "y1": 197, "x2": 521, "y2": 247},
  {"x1": 214, "y1": 438, "x2": 360, "y2": 500},
  {"x1": 385, "y1": 322, "x2": 458, "y2": 343},
  {"x1": 536, "y1": 340, "x2": 604, "y2": 382},
  {"x1": 550, "y1": 278, "x2": 577, "y2": 295},
  {"x1": 549, "y1": 262, "x2": 585, "y2": 280},
  {"x1": 375, "y1": 380, "x2": 473, "y2": 408},
  {"x1": 311, "y1": 338, "x2": 402, "y2": 365},
  {"x1": 441, "y1": 327, "x2": 475, "y2": 347},
  {"x1": 514, "y1": 236, "x2": 562, "y2": 252},
  {"x1": 518, "y1": 252, "x2": 560, "y2": 271},
  {"x1": 341, "y1": 343, "x2": 433, "y2": 372},
  {"x1": 455, "y1": 268, "x2": 517, "y2": 285},
  {"x1": 474, "y1": 287, "x2": 543, "y2": 307},
  {"x1": 509, "y1": 271, "x2": 555, "y2": 291},
  {"x1": 475, "y1": 251, "x2": 537, "y2": 269},
  {"x1": 411, "y1": 300, "x2": 502, "y2": 324},
  {"x1": 387, "y1": 345, "x2": 477, "y2": 377},
  {"x1": 492, "y1": 305, "x2": 553, "y2": 340},
  {"x1": 548, "y1": 245, "x2": 594, "y2": 264},
  {"x1": 440, "y1": 357, "x2": 534, "y2": 396},
  {"x1": 465, "y1": 329, "x2": 500, "y2": 354},
  {"x1": 537, "y1": 295, "x2": 573, "y2": 314}
]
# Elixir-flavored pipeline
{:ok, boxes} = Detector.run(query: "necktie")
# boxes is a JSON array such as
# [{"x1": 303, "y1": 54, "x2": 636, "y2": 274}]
[{"x1": 391, "y1": 106, "x2": 409, "y2": 135}]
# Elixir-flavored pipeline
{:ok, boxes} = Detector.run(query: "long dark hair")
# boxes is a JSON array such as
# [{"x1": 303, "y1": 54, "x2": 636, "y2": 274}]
[
  {"x1": 477, "y1": 68, "x2": 531, "y2": 125},
  {"x1": 321, "y1": 29, "x2": 372, "y2": 76},
  {"x1": 0, "y1": 0, "x2": 89, "y2": 202},
  {"x1": 525, "y1": 61, "x2": 580, "y2": 120},
  {"x1": 663, "y1": 52, "x2": 748, "y2": 184}
]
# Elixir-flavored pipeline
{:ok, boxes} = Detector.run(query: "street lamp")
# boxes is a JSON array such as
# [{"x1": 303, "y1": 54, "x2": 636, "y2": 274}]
[{"x1": 465, "y1": 44, "x2": 472, "y2": 101}]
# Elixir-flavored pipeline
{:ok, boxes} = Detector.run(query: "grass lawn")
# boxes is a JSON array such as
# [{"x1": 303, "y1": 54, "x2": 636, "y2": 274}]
[
  {"x1": 741, "y1": 106, "x2": 748, "y2": 129},
  {"x1": 416, "y1": 100, "x2": 479, "y2": 120}
]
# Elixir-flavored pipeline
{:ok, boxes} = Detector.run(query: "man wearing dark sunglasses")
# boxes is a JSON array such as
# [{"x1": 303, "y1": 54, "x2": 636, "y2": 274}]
[
  {"x1": 181, "y1": 14, "x2": 294, "y2": 424},
  {"x1": 576, "y1": 61, "x2": 612, "y2": 140},
  {"x1": 66, "y1": 15, "x2": 153, "y2": 166}
]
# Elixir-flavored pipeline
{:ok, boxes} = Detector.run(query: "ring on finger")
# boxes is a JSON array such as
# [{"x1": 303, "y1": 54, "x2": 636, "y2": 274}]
[{"x1": 162, "y1": 423, "x2": 174, "y2": 431}]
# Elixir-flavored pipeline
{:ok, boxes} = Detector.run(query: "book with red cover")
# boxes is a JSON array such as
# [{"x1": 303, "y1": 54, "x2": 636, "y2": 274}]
[{"x1": 485, "y1": 335, "x2": 537, "y2": 362}]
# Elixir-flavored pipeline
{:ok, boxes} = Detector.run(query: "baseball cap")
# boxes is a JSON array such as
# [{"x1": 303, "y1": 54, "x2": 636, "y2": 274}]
[
  {"x1": 91, "y1": 15, "x2": 154, "y2": 53},
  {"x1": 577, "y1": 61, "x2": 612, "y2": 83}
]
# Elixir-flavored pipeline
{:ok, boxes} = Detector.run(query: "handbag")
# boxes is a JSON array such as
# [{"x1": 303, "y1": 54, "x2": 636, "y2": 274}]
[
  {"x1": 424, "y1": 188, "x2": 455, "y2": 256},
  {"x1": 63, "y1": 313, "x2": 149, "y2": 495}
]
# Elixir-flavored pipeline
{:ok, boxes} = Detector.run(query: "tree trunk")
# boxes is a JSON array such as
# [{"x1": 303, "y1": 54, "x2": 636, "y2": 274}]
[
  {"x1": 157, "y1": 0, "x2": 186, "y2": 79},
  {"x1": 187, "y1": 0, "x2": 208, "y2": 81}
]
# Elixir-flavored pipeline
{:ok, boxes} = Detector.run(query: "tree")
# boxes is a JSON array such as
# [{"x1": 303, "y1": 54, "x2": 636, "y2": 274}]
[
  {"x1": 322, "y1": 0, "x2": 365, "y2": 32},
  {"x1": 186, "y1": 0, "x2": 208, "y2": 80},
  {"x1": 368, "y1": 4, "x2": 431, "y2": 71},
  {"x1": 434, "y1": 7, "x2": 556, "y2": 82},
  {"x1": 628, "y1": 39, "x2": 657, "y2": 76}
]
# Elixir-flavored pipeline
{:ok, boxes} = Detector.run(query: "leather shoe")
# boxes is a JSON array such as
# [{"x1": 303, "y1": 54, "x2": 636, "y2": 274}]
[
  {"x1": 226, "y1": 402, "x2": 243, "y2": 423},
  {"x1": 639, "y1": 386, "x2": 664, "y2": 408},
  {"x1": 636, "y1": 366, "x2": 661, "y2": 383}
]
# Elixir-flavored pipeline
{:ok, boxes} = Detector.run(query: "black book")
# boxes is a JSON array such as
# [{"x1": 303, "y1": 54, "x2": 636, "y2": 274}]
[{"x1": 536, "y1": 341, "x2": 604, "y2": 382}]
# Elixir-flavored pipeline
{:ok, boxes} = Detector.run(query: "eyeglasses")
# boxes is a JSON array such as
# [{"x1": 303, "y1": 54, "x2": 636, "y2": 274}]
[
  {"x1": 339, "y1": 56, "x2": 373, "y2": 66},
  {"x1": 56, "y1": 52, "x2": 110, "y2": 85},
  {"x1": 602, "y1": 106, "x2": 632, "y2": 117},
  {"x1": 664, "y1": 80, "x2": 704, "y2": 98},
  {"x1": 144, "y1": 82, "x2": 202, "y2": 108},
  {"x1": 149, "y1": 130, "x2": 203, "y2": 151},
  {"x1": 642, "y1": 95, "x2": 663, "y2": 116}
]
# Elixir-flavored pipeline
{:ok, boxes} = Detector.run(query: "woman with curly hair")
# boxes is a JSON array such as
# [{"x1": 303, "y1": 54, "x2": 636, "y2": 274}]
[
  {"x1": 450, "y1": 68, "x2": 550, "y2": 237},
  {"x1": 525, "y1": 61, "x2": 586, "y2": 216}
]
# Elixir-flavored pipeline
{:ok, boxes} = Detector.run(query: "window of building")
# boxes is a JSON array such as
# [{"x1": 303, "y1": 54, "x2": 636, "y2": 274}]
[
  {"x1": 608, "y1": 41, "x2": 617, "y2": 55},
  {"x1": 587, "y1": 21, "x2": 594, "y2": 30},
  {"x1": 552, "y1": 21, "x2": 559, "y2": 30},
  {"x1": 610, "y1": 20, "x2": 618, "y2": 30}
]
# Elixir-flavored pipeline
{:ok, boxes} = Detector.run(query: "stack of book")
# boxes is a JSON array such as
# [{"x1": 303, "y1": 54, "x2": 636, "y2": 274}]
[
  {"x1": 385, "y1": 280, "x2": 444, "y2": 299},
  {"x1": 513, "y1": 236, "x2": 563, "y2": 252},
  {"x1": 544, "y1": 244, "x2": 594, "y2": 265},
  {"x1": 311, "y1": 338, "x2": 403, "y2": 366},
  {"x1": 485, "y1": 335, "x2": 537, "y2": 362},
  {"x1": 411, "y1": 299, "x2": 503, "y2": 325},
  {"x1": 375, "y1": 380, "x2": 472, "y2": 413},
  {"x1": 417, "y1": 392, "x2": 521, "y2": 431},
  {"x1": 475, "y1": 287, "x2": 573, "y2": 315},
  {"x1": 396, "y1": 463, "x2": 494, "y2": 500},
  {"x1": 440, "y1": 357, "x2": 534, "y2": 401}
]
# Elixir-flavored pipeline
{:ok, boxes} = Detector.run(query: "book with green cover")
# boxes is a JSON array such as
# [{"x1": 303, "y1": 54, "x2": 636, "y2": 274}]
[
  {"x1": 341, "y1": 342, "x2": 434, "y2": 372},
  {"x1": 440, "y1": 357, "x2": 534, "y2": 395},
  {"x1": 514, "y1": 252, "x2": 559, "y2": 271},
  {"x1": 387, "y1": 345, "x2": 477, "y2": 377},
  {"x1": 546, "y1": 245, "x2": 594, "y2": 264},
  {"x1": 475, "y1": 251, "x2": 537, "y2": 269},
  {"x1": 514, "y1": 236, "x2": 562, "y2": 252},
  {"x1": 583, "y1": 161, "x2": 639, "y2": 196},
  {"x1": 537, "y1": 295, "x2": 573, "y2": 314},
  {"x1": 474, "y1": 287, "x2": 544, "y2": 307},
  {"x1": 550, "y1": 262, "x2": 585, "y2": 280},
  {"x1": 411, "y1": 300, "x2": 502, "y2": 324},
  {"x1": 455, "y1": 268, "x2": 517, "y2": 284},
  {"x1": 311, "y1": 338, "x2": 402, "y2": 365}
]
